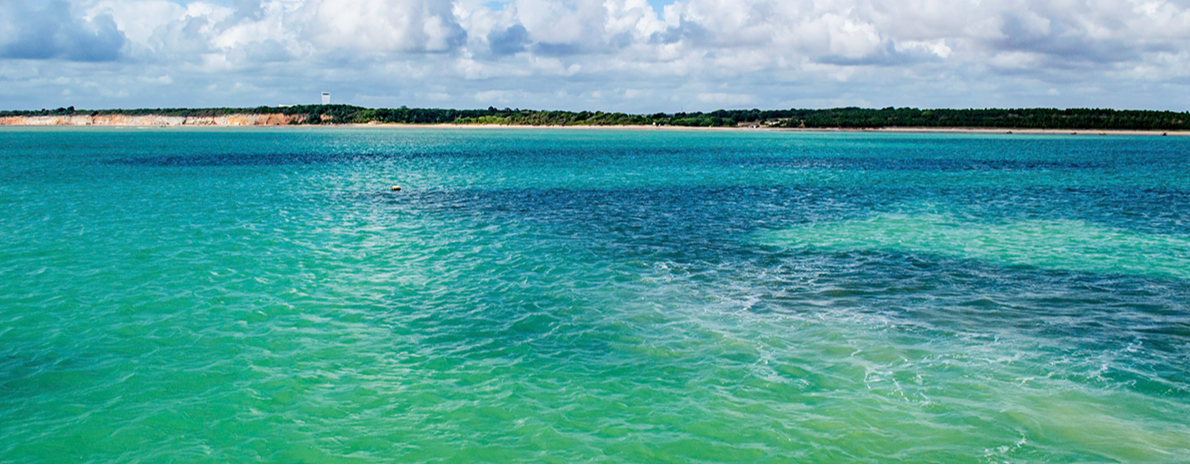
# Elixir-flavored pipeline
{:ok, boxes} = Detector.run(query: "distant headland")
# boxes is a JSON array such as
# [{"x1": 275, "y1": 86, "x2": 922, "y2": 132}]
[{"x1": 2, "y1": 105, "x2": 1189, "y2": 132}]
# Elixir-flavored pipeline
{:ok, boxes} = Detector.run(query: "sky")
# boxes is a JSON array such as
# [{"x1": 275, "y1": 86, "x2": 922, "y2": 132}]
[{"x1": 2, "y1": 0, "x2": 1190, "y2": 112}]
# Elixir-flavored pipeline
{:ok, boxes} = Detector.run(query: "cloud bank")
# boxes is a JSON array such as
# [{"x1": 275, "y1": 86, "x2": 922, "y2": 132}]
[{"x1": 2, "y1": 0, "x2": 1189, "y2": 111}]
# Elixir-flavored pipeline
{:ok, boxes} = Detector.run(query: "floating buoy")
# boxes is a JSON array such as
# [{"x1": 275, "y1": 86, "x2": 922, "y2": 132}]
[{"x1": 391, "y1": 186, "x2": 401, "y2": 191}]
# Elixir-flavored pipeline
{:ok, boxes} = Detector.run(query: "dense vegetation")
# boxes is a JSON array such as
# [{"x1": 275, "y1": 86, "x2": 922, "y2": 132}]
[{"x1": 4, "y1": 105, "x2": 1188, "y2": 130}]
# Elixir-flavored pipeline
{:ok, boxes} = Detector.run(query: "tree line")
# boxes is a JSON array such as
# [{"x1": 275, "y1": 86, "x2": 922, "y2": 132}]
[{"x1": 4, "y1": 105, "x2": 1188, "y2": 130}]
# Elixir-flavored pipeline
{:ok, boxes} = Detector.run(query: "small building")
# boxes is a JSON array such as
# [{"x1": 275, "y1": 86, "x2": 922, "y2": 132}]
[{"x1": 321, "y1": 92, "x2": 331, "y2": 105}]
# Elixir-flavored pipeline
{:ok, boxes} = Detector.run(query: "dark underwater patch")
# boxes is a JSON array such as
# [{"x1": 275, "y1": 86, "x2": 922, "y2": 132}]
[
  {"x1": 721, "y1": 156, "x2": 1115, "y2": 171},
  {"x1": 109, "y1": 152, "x2": 410, "y2": 167}
]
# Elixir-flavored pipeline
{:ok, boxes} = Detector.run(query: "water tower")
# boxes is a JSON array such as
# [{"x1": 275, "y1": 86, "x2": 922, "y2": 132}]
[{"x1": 321, "y1": 92, "x2": 330, "y2": 105}]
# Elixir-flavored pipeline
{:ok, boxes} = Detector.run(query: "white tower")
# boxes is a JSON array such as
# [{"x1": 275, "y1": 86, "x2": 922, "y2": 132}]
[{"x1": 321, "y1": 92, "x2": 330, "y2": 105}]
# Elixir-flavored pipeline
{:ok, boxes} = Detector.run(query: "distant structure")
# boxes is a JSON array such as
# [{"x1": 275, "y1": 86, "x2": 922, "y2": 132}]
[{"x1": 321, "y1": 92, "x2": 331, "y2": 105}]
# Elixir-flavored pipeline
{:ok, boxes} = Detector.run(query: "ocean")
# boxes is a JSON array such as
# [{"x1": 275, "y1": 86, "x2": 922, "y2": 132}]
[{"x1": 1, "y1": 127, "x2": 1187, "y2": 462}]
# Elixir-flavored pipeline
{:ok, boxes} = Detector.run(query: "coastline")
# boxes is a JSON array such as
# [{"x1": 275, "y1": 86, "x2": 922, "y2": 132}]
[
  {"x1": 852, "y1": 126, "x2": 1190, "y2": 136},
  {"x1": 400, "y1": 124, "x2": 1190, "y2": 136},
  {"x1": 2, "y1": 116, "x2": 1187, "y2": 136},
  {"x1": 349, "y1": 124, "x2": 1190, "y2": 136}
]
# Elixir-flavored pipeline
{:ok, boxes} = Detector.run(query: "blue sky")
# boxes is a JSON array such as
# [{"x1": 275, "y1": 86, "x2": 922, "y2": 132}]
[
  {"x1": 647, "y1": 0, "x2": 674, "y2": 12},
  {"x1": 2, "y1": 0, "x2": 1189, "y2": 112}
]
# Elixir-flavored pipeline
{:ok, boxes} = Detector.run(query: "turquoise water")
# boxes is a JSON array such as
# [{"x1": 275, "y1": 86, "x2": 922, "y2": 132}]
[{"x1": 1, "y1": 127, "x2": 1188, "y2": 462}]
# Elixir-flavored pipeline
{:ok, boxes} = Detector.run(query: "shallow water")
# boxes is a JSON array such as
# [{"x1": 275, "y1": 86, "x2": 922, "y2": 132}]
[
  {"x1": 764, "y1": 206, "x2": 1190, "y2": 279},
  {"x1": 1, "y1": 127, "x2": 1188, "y2": 462}
]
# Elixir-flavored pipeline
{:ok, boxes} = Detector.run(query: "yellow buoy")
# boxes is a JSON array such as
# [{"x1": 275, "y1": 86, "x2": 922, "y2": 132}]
[{"x1": 392, "y1": 186, "x2": 401, "y2": 191}]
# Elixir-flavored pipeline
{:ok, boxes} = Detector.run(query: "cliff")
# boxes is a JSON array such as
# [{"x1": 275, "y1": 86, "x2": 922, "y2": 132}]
[{"x1": 0, "y1": 113, "x2": 300, "y2": 126}]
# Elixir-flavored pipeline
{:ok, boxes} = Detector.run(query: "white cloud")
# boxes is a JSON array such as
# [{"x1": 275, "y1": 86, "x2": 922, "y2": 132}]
[
  {"x1": 895, "y1": 40, "x2": 951, "y2": 59},
  {"x1": 698, "y1": 92, "x2": 754, "y2": 106},
  {"x1": 2, "y1": 0, "x2": 1190, "y2": 110},
  {"x1": 293, "y1": 0, "x2": 464, "y2": 53},
  {"x1": 85, "y1": 0, "x2": 185, "y2": 43},
  {"x1": 138, "y1": 74, "x2": 173, "y2": 85}
]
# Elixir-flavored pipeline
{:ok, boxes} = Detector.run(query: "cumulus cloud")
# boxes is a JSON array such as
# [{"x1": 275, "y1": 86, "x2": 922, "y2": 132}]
[
  {"x1": 0, "y1": 0, "x2": 127, "y2": 61},
  {"x1": 3, "y1": 0, "x2": 1190, "y2": 110},
  {"x1": 488, "y1": 24, "x2": 531, "y2": 56},
  {"x1": 292, "y1": 0, "x2": 465, "y2": 53}
]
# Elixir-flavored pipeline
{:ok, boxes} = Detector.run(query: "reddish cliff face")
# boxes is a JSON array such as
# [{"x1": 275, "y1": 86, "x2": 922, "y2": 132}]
[{"x1": 0, "y1": 114, "x2": 301, "y2": 126}]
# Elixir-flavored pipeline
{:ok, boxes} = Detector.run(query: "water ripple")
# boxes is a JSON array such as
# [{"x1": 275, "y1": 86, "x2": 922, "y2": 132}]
[{"x1": 1, "y1": 128, "x2": 1188, "y2": 462}]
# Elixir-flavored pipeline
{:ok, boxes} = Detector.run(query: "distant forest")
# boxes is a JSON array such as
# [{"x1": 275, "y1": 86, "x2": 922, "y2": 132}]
[{"x1": 5, "y1": 105, "x2": 1189, "y2": 130}]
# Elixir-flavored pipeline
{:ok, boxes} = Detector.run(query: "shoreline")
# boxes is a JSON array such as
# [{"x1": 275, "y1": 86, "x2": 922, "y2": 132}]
[
  {"x1": 2, "y1": 121, "x2": 1186, "y2": 136},
  {"x1": 358, "y1": 124, "x2": 1190, "y2": 136}
]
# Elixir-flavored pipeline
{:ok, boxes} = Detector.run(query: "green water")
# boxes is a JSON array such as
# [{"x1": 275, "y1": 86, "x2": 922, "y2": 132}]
[
  {"x1": 764, "y1": 205, "x2": 1190, "y2": 280},
  {"x1": 0, "y1": 128, "x2": 1187, "y2": 462}
]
